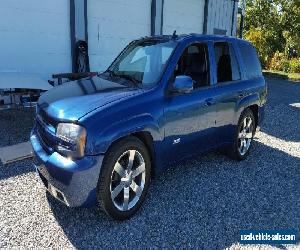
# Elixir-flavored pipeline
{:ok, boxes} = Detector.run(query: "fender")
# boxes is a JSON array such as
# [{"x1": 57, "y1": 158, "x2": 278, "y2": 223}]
[
  {"x1": 235, "y1": 93, "x2": 260, "y2": 123},
  {"x1": 85, "y1": 113, "x2": 162, "y2": 155}
]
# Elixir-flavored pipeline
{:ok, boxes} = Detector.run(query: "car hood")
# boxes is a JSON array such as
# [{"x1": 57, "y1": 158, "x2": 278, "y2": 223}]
[{"x1": 38, "y1": 76, "x2": 143, "y2": 121}]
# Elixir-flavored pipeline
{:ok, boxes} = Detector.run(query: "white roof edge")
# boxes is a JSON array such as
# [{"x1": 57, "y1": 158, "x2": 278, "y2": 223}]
[{"x1": 0, "y1": 72, "x2": 53, "y2": 90}]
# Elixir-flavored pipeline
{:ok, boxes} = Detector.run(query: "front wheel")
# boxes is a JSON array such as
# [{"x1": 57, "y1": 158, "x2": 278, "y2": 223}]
[
  {"x1": 228, "y1": 109, "x2": 256, "y2": 160},
  {"x1": 97, "y1": 137, "x2": 151, "y2": 220}
]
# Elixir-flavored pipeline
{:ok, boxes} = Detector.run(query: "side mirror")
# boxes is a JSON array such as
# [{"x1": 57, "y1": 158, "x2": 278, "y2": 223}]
[{"x1": 171, "y1": 75, "x2": 193, "y2": 94}]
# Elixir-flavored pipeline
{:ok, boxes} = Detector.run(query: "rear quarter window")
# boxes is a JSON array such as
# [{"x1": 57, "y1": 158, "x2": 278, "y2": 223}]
[{"x1": 238, "y1": 42, "x2": 262, "y2": 79}]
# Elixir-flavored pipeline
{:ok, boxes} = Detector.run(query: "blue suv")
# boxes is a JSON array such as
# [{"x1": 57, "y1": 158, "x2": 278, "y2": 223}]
[{"x1": 31, "y1": 34, "x2": 267, "y2": 220}]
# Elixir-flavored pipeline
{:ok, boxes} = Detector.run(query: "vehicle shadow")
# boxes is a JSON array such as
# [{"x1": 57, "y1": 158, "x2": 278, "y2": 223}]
[
  {"x1": 48, "y1": 139, "x2": 300, "y2": 249},
  {"x1": 0, "y1": 159, "x2": 33, "y2": 181}
]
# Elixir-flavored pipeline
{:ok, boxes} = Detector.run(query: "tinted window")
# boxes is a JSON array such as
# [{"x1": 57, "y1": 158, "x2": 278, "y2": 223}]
[
  {"x1": 229, "y1": 45, "x2": 241, "y2": 81},
  {"x1": 214, "y1": 42, "x2": 241, "y2": 83},
  {"x1": 239, "y1": 43, "x2": 262, "y2": 79},
  {"x1": 174, "y1": 43, "x2": 210, "y2": 89}
]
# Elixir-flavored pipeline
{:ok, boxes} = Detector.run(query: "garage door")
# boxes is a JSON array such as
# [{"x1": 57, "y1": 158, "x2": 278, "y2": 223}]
[
  {"x1": 163, "y1": 0, "x2": 205, "y2": 35},
  {"x1": 88, "y1": 0, "x2": 151, "y2": 72},
  {"x1": 0, "y1": 0, "x2": 71, "y2": 85}
]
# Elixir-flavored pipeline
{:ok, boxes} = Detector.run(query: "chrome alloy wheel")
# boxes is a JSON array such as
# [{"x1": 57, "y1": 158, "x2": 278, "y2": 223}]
[
  {"x1": 238, "y1": 116, "x2": 254, "y2": 156},
  {"x1": 110, "y1": 150, "x2": 146, "y2": 211}
]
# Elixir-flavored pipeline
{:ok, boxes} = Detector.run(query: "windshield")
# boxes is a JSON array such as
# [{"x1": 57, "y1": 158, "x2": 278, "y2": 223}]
[{"x1": 102, "y1": 39, "x2": 177, "y2": 87}]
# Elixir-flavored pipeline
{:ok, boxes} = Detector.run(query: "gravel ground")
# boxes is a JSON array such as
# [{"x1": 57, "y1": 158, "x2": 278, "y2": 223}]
[
  {"x1": 0, "y1": 107, "x2": 35, "y2": 147},
  {"x1": 0, "y1": 78, "x2": 299, "y2": 249}
]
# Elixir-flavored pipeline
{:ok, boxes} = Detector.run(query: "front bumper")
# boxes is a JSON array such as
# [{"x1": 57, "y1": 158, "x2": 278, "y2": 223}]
[{"x1": 30, "y1": 130, "x2": 104, "y2": 207}]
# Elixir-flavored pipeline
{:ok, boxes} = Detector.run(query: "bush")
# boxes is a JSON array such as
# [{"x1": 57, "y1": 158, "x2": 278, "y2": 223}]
[
  {"x1": 269, "y1": 52, "x2": 288, "y2": 72},
  {"x1": 269, "y1": 53, "x2": 300, "y2": 73},
  {"x1": 281, "y1": 59, "x2": 291, "y2": 73},
  {"x1": 289, "y1": 58, "x2": 300, "y2": 73}
]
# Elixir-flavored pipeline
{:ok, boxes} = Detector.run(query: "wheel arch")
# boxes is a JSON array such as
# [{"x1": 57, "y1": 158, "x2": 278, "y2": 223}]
[
  {"x1": 103, "y1": 131, "x2": 156, "y2": 178},
  {"x1": 235, "y1": 94, "x2": 260, "y2": 127},
  {"x1": 95, "y1": 114, "x2": 160, "y2": 176},
  {"x1": 86, "y1": 111, "x2": 162, "y2": 154},
  {"x1": 247, "y1": 104, "x2": 259, "y2": 129},
  {"x1": 132, "y1": 131, "x2": 155, "y2": 174}
]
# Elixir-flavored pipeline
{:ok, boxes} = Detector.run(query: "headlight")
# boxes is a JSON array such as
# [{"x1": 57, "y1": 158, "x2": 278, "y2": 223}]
[{"x1": 56, "y1": 123, "x2": 87, "y2": 158}]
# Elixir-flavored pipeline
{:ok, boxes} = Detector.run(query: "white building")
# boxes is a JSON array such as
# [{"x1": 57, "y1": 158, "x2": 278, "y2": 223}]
[{"x1": 0, "y1": 0, "x2": 239, "y2": 93}]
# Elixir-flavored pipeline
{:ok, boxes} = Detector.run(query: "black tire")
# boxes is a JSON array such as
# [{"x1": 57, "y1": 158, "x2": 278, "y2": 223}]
[
  {"x1": 97, "y1": 136, "x2": 151, "y2": 220},
  {"x1": 228, "y1": 109, "x2": 256, "y2": 161}
]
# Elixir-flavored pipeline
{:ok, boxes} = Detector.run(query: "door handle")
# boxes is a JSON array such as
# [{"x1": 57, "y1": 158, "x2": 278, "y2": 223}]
[{"x1": 205, "y1": 98, "x2": 216, "y2": 106}]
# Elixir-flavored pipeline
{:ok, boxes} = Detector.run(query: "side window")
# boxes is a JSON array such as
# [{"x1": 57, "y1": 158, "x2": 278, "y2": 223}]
[
  {"x1": 214, "y1": 42, "x2": 241, "y2": 83},
  {"x1": 239, "y1": 43, "x2": 262, "y2": 79},
  {"x1": 174, "y1": 43, "x2": 210, "y2": 90}
]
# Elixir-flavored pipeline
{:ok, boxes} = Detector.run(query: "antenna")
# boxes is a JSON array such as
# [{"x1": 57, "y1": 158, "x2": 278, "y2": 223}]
[{"x1": 172, "y1": 30, "x2": 178, "y2": 39}]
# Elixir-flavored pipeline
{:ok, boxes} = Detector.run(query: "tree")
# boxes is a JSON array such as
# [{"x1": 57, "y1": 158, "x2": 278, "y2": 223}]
[
  {"x1": 244, "y1": 28, "x2": 273, "y2": 67},
  {"x1": 280, "y1": 0, "x2": 300, "y2": 58},
  {"x1": 243, "y1": 0, "x2": 300, "y2": 69}
]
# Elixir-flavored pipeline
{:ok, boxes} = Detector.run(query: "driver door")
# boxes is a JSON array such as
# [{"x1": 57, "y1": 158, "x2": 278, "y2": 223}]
[{"x1": 163, "y1": 42, "x2": 217, "y2": 163}]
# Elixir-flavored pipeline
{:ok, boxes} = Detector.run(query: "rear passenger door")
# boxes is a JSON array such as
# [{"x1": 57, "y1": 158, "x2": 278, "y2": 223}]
[{"x1": 212, "y1": 41, "x2": 244, "y2": 144}]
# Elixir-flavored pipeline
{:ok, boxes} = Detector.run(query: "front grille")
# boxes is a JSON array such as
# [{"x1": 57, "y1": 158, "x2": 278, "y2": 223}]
[
  {"x1": 35, "y1": 111, "x2": 56, "y2": 153},
  {"x1": 36, "y1": 121, "x2": 50, "y2": 146}
]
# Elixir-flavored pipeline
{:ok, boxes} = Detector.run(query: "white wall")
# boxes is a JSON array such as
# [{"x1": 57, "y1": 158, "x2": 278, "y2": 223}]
[
  {"x1": 88, "y1": 0, "x2": 152, "y2": 72},
  {"x1": 207, "y1": 0, "x2": 236, "y2": 36},
  {"x1": 0, "y1": 0, "x2": 238, "y2": 92},
  {"x1": 163, "y1": 0, "x2": 205, "y2": 35},
  {"x1": 0, "y1": 0, "x2": 72, "y2": 84}
]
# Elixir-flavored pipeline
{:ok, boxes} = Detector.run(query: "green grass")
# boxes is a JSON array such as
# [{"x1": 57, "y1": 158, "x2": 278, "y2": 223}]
[{"x1": 263, "y1": 70, "x2": 300, "y2": 81}]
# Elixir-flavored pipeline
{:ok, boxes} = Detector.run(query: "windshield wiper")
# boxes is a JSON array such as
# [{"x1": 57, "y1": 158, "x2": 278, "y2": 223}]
[
  {"x1": 103, "y1": 70, "x2": 141, "y2": 87},
  {"x1": 104, "y1": 69, "x2": 116, "y2": 77},
  {"x1": 115, "y1": 73, "x2": 141, "y2": 87}
]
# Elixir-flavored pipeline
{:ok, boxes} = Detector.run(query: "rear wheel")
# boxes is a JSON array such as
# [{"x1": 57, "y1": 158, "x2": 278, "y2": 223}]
[
  {"x1": 229, "y1": 109, "x2": 256, "y2": 160},
  {"x1": 97, "y1": 137, "x2": 151, "y2": 220}
]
